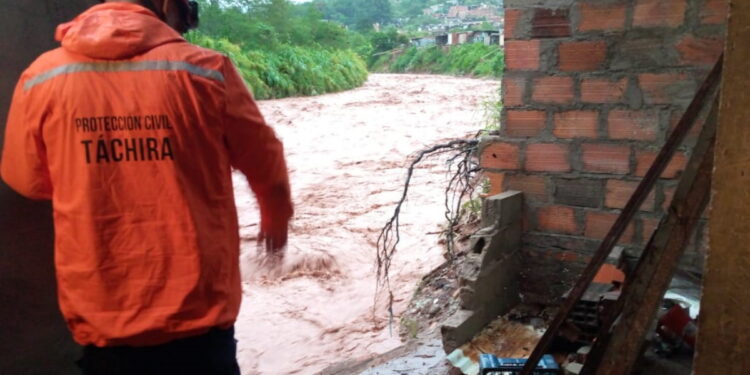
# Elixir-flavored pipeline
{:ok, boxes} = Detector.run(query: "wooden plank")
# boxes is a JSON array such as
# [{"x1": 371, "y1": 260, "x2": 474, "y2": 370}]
[
  {"x1": 581, "y1": 97, "x2": 719, "y2": 375},
  {"x1": 518, "y1": 56, "x2": 724, "y2": 375},
  {"x1": 694, "y1": 0, "x2": 750, "y2": 372}
]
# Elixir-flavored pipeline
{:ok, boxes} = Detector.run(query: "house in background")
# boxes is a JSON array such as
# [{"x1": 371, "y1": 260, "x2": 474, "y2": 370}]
[
  {"x1": 447, "y1": 5, "x2": 469, "y2": 19},
  {"x1": 426, "y1": 29, "x2": 503, "y2": 47},
  {"x1": 411, "y1": 36, "x2": 437, "y2": 47},
  {"x1": 447, "y1": 31, "x2": 474, "y2": 45},
  {"x1": 435, "y1": 34, "x2": 449, "y2": 46},
  {"x1": 470, "y1": 30, "x2": 501, "y2": 45}
]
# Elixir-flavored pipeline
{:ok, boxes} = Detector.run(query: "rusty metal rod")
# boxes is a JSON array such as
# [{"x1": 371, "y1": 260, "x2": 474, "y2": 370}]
[{"x1": 584, "y1": 100, "x2": 717, "y2": 375}]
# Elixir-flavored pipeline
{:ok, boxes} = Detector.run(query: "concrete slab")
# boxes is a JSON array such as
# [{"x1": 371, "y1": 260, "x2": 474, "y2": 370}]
[{"x1": 441, "y1": 191, "x2": 524, "y2": 353}]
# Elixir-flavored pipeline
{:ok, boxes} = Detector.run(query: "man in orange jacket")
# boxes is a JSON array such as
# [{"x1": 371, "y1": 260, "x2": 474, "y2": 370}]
[{"x1": 1, "y1": 0, "x2": 293, "y2": 373}]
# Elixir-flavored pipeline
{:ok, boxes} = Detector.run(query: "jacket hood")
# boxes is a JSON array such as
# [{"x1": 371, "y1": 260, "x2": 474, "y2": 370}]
[{"x1": 55, "y1": 3, "x2": 184, "y2": 60}]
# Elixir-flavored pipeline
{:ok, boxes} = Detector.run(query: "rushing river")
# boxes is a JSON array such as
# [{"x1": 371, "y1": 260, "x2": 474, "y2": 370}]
[{"x1": 232, "y1": 74, "x2": 499, "y2": 374}]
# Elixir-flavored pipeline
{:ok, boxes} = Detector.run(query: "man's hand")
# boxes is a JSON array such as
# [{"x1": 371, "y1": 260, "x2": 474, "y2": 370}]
[
  {"x1": 258, "y1": 221, "x2": 288, "y2": 255},
  {"x1": 257, "y1": 184, "x2": 293, "y2": 255}
]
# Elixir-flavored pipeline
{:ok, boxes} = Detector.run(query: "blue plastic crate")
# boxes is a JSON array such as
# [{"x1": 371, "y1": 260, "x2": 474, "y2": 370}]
[{"x1": 479, "y1": 354, "x2": 561, "y2": 375}]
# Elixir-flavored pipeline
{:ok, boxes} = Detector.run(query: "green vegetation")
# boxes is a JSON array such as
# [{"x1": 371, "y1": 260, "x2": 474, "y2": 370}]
[
  {"x1": 311, "y1": 0, "x2": 394, "y2": 31},
  {"x1": 187, "y1": 1, "x2": 503, "y2": 99},
  {"x1": 190, "y1": 0, "x2": 369, "y2": 99},
  {"x1": 187, "y1": 33, "x2": 367, "y2": 99},
  {"x1": 480, "y1": 91, "x2": 503, "y2": 135},
  {"x1": 197, "y1": 0, "x2": 372, "y2": 52},
  {"x1": 366, "y1": 28, "x2": 411, "y2": 67},
  {"x1": 371, "y1": 43, "x2": 504, "y2": 78}
]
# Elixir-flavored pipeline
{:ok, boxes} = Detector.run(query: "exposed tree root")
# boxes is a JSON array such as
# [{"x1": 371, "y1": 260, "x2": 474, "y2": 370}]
[{"x1": 375, "y1": 138, "x2": 482, "y2": 329}]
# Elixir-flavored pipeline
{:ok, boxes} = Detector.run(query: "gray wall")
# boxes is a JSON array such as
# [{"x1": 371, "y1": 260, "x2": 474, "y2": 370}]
[{"x1": 1, "y1": 1, "x2": 96, "y2": 373}]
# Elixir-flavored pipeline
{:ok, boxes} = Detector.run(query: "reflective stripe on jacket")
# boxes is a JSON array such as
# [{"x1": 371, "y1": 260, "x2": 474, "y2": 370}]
[{"x1": 0, "y1": 2, "x2": 292, "y2": 347}]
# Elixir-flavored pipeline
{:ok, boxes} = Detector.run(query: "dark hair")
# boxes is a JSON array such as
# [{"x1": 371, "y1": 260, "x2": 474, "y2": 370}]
[{"x1": 99, "y1": 0, "x2": 199, "y2": 33}]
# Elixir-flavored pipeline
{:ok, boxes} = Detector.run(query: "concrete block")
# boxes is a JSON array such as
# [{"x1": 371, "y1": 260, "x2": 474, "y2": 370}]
[
  {"x1": 469, "y1": 227, "x2": 494, "y2": 254},
  {"x1": 443, "y1": 255, "x2": 522, "y2": 349},
  {"x1": 441, "y1": 310, "x2": 485, "y2": 353},
  {"x1": 442, "y1": 307, "x2": 512, "y2": 356},
  {"x1": 474, "y1": 253, "x2": 522, "y2": 314},
  {"x1": 481, "y1": 190, "x2": 523, "y2": 228},
  {"x1": 470, "y1": 224, "x2": 522, "y2": 267},
  {"x1": 458, "y1": 250, "x2": 521, "y2": 312},
  {"x1": 442, "y1": 191, "x2": 523, "y2": 352},
  {"x1": 457, "y1": 254, "x2": 482, "y2": 309},
  {"x1": 482, "y1": 225, "x2": 522, "y2": 268},
  {"x1": 458, "y1": 285, "x2": 477, "y2": 310}
]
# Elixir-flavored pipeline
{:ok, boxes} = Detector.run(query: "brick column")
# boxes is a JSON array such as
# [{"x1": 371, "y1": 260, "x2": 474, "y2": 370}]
[{"x1": 482, "y1": 0, "x2": 727, "y2": 303}]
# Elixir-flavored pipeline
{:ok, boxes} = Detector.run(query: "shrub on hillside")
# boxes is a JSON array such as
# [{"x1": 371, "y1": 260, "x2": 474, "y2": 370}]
[
  {"x1": 188, "y1": 32, "x2": 368, "y2": 100},
  {"x1": 373, "y1": 43, "x2": 504, "y2": 78}
]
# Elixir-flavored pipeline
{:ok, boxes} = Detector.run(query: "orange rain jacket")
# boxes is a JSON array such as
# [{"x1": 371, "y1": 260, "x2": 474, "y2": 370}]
[{"x1": 0, "y1": 3, "x2": 292, "y2": 347}]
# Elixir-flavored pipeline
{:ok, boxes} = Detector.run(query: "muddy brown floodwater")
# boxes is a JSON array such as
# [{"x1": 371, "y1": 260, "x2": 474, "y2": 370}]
[{"x1": 232, "y1": 74, "x2": 499, "y2": 374}]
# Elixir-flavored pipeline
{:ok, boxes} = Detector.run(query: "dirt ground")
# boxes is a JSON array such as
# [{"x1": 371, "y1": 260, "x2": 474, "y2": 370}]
[{"x1": 231, "y1": 74, "x2": 499, "y2": 374}]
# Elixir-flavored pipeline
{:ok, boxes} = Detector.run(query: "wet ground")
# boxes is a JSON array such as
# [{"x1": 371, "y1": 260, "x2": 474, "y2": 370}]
[{"x1": 231, "y1": 74, "x2": 499, "y2": 374}]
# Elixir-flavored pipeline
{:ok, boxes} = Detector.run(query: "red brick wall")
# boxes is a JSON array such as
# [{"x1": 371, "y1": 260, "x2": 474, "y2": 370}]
[{"x1": 484, "y1": 0, "x2": 727, "y2": 303}]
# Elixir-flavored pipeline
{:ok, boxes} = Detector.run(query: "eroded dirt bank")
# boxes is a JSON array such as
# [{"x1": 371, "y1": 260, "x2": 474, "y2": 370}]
[{"x1": 232, "y1": 74, "x2": 499, "y2": 374}]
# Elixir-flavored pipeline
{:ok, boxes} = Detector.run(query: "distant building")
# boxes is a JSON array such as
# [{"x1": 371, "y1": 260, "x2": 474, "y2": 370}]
[
  {"x1": 409, "y1": 3, "x2": 504, "y2": 47},
  {"x1": 426, "y1": 29, "x2": 502, "y2": 47},
  {"x1": 447, "y1": 5, "x2": 469, "y2": 19},
  {"x1": 468, "y1": 5, "x2": 502, "y2": 22},
  {"x1": 445, "y1": 4, "x2": 501, "y2": 22},
  {"x1": 411, "y1": 36, "x2": 437, "y2": 47},
  {"x1": 435, "y1": 34, "x2": 449, "y2": 46},
  {"x1": 445, "y1": 31, "x2": 473, "y2": 45},
  {"x1": 470, "y1": 30, "x2": 501, "y2": 46}
]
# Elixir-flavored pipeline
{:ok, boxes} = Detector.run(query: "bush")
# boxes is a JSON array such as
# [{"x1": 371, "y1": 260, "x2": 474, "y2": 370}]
[
  {"x1": 373, "y1": 43, "x2": 504, "y2": 78},
  {"x1": 188, "y1": 32, "x2": 368, "y2": 100}
]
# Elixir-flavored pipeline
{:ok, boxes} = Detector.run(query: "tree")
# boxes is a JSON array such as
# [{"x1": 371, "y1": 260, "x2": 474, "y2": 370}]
[
  {"x1": 354, "y1": 0, "x2": 393, "y2": 30},
  {"x1": 369, "y1": 27, "x2": 409, "y2": 54},
  {"x1": 311, "y1": 0, "x2": 392, "y2": 31},
  {"x1": 392, "y1": 0, "x2": 431, "y2": 19}
]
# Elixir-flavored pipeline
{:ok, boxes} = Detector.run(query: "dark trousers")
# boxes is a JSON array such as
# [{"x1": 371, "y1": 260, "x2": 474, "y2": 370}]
[{"x1": 77, "y1": 327, "x2": 241, "y2": 375}]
